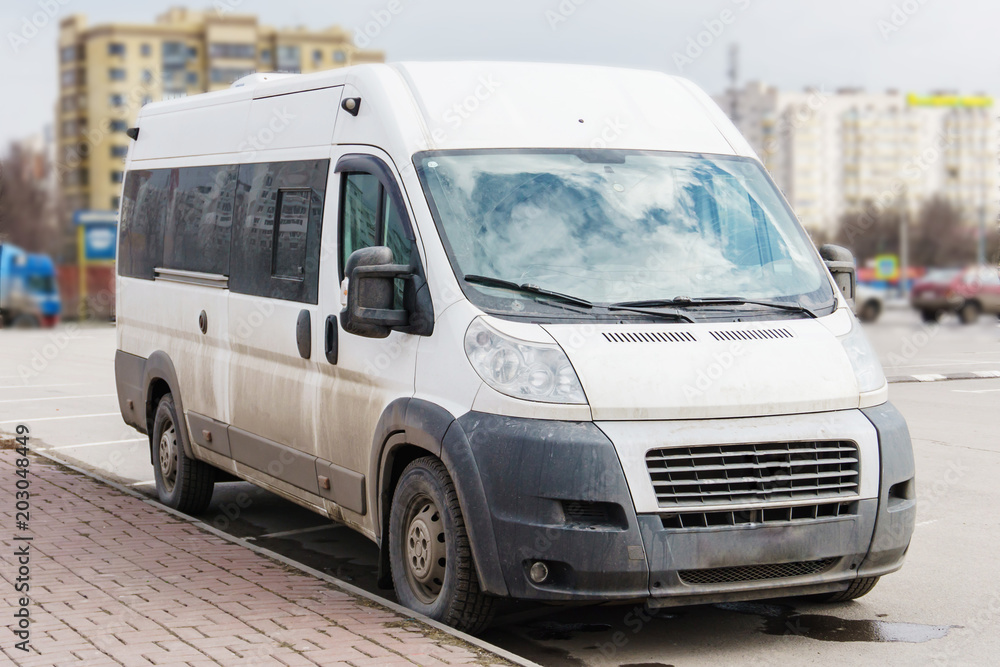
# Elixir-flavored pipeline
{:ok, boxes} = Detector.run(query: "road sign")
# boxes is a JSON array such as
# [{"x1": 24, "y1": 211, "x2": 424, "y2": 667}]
[
  {"x1": 73, "y1": 210, "x2": 118, "y2": 319},
  {"x1": 874, "y1": 254, "x2": 900, "y2": 281}
]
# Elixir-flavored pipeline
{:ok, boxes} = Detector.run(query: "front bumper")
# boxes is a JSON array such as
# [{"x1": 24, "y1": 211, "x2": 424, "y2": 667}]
[{"x1": 455, "y1": 404, "x2": 914, "y2": 603}]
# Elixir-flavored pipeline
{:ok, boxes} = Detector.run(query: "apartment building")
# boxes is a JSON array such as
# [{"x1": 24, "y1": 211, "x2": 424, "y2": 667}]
[
  {"x1": 718, "y1": 83, "x2": 998, "y2": 234},
  {"x1": 57, "y1": 8, "x2": 384, "y2": 218}
]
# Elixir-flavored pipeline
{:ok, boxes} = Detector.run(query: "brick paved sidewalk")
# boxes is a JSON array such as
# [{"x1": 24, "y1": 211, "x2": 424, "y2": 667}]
[{"x1": 0, "y1": 451, "x2": 513, "y2": 667}]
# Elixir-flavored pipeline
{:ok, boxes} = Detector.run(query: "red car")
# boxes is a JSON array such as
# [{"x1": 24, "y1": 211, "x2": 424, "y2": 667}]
[
  {"x1": 910, "y1": 268, "x2": 965, "y2": 322},
  {"x1": 953, "y1": 265, "x2": 1000, "y2": 324},
  {"x1": 911, "y1": 266, "x2": 1000, "y2": 323}
]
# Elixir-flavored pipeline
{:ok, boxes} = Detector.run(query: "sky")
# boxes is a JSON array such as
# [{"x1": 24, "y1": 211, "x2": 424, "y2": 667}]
[{"x1": 1, "y1": 0, "x2": 998, "y2": 148}]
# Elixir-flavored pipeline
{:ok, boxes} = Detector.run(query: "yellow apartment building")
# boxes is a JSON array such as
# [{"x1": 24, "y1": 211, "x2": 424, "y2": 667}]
[{"x1": 57, "y1": 7, "x2": 384, "y2": 217}]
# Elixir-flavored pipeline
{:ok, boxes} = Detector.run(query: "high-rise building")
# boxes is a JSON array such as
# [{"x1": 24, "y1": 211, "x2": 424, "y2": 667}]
[
  {"x1": 718, "y1": 82, "x2": 998, "y2": 235},
  {"x1": 57, "y1": 8, "x2": 384, "y2": 219}
]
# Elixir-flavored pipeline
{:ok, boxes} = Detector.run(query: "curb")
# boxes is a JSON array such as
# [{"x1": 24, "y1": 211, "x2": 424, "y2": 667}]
[
  {"x1": 888, "y1": 370, "x2": 1000, "y2": 384},
  {"x1": 30, "y1": 448, "x2": 542, "y2": 667}
]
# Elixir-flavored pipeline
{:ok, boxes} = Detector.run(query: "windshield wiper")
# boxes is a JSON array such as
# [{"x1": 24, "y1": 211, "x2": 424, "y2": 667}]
[
  {"x1": 606, "y1": 301, "x2": 695, "y2": 323},
  {"x1": 617, "y1": 296, "x2": 819, "y2": 319},
  {"x1": 463, "y1": 274, "x2": 594, "y2": 309}
]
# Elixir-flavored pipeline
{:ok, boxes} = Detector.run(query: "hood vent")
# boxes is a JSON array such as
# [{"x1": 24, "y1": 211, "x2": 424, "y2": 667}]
[
  {"x1": 603, "y1": 331, "x2": 697, "y2": 343},
  {"x1": 709, "y1": 328, "x2": 793, "y2": 342}
]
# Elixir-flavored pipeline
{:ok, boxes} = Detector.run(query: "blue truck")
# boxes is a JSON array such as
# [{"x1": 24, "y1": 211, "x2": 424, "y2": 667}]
[{"x1": 0, "y1": 243, "x2": 61, "y2": 328}]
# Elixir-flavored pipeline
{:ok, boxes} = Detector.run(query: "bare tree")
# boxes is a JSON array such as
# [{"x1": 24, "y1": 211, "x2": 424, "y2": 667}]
[
  {"x1": 909, "y1": 197, "x2": 976, "y2": 268},
  {"x1": 0, "y1": 144, "x2": 57, "y2": 253},
  {"x1": 834, "y1": 197, "x2": 993, "y2": 268}
]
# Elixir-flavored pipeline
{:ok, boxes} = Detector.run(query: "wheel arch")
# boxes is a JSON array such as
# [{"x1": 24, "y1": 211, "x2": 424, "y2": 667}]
[
  {"x1": 142, "y1": 351, "x2": 195, "y2": 462},
  {"x1": 369, "y1": 398, "x2": 508, "y2": 597}
]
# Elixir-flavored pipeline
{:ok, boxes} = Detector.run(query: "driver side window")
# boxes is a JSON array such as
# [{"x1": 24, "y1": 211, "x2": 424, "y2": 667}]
[{"x1": 340, "y1": 171, "x2": 413, "y2": 306}]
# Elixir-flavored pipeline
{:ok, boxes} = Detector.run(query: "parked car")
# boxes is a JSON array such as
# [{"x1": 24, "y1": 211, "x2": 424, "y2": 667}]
[
  {"x1": 954, "y1": 265, "x2": 1000, "y2": 324},
  {"x1": 113, "y1": 62, "x2": 913, "y2": 631},
  {"x1": 854, "y1": 284, "x2": 884, "y2": 323},
  {"x1": 910, "y1": 268, "x2": 964, "y2": 322}
]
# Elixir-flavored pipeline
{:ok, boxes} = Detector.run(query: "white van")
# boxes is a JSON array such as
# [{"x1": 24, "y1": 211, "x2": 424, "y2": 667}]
[{"x1": 115, "y1": 62, "x2": 915, "y2": 632}]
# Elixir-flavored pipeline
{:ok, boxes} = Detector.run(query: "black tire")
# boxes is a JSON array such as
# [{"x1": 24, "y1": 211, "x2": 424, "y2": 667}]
[
  {"x1": 920, "y1": 309, "x2": 941, "y2": 323},
  {"x1": 389, "y1": 457, "x2": 495, "y2": 633},
  {"x1": 810, "y1": 576, "x2": 880, "y2": 602},
  {"x1": 858, "y1": 301, "x2": 881, "y2": 323},
  {"x1": 151, "y1": 394, "x2": 215, "y2": 514},
  {"x1": 959, "y1": 301, "x2": 980, "y2": 325}
]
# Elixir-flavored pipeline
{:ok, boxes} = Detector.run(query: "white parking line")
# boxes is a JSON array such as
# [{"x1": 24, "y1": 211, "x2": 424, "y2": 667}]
[
  {"x1": 45, "y1": 437, "x2": 147, "y2": 451},
  {"x1": 252, "y1": 524, "x2": 345, "y2": 540},
  {"x1": 0, "y1": 394, "x2": 116, "y2": 404},
  {"x1": 0, "y1": 412, "x2": 119, "y2": 425},
  {"x1": 130, "y1": 480, "x2": 155, "y2": 487},
  {"x1": 953, "y1": 388, "x2": 1000, "y2": 394}
]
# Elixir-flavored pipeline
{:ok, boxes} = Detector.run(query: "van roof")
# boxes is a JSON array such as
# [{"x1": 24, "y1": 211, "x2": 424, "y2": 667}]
[{"x1": 134, "y1": 62, "x2": 755, "y2": 160}]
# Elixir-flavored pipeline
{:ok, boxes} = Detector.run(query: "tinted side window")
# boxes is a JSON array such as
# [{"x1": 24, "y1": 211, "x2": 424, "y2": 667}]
[
  {"x1": 340, "y1": 173, "x2": 413, "y2": 272},
  {"x1": 273, "y1": 189, "x2": 310, "y2": 279},
  {"x1": 230, "y1": 159, "x2": 329, "y2": 304},
  {"x1": 341, "y1": 173, "x2": 380, "y2": 272},
  {"x1": 119, "y1": 169, "x2": 170, "y2": 279},
  {"x1": 162, "y1": 165, "x2": 237, "y2": 275}
]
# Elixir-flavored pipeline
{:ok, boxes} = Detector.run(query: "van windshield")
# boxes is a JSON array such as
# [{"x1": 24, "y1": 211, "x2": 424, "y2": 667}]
[{"x1": 415, "y1": 150, "x2": 836, "y2": 319}]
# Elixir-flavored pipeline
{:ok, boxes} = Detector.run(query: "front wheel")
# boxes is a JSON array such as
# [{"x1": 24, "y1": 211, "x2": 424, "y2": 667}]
[
  {"x1": 151, "y1": 394, "x2": 216, "y2": 513},
  {"x1": 389, "y1": 457, "x2": 495, "y2": 633},
  {"x1": 858, "y1": 301, "x2": 881, "y2": 323},
  {"x1": 959, "y1": 301, "x2": 981, "y2": 324},
  {"x1": 810, "y1": 576, "x2": 880, "y2": 602}
]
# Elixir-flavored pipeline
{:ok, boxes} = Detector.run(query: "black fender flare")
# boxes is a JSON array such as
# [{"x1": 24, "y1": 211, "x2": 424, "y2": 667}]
[
  {"x1": 142, "y1": 351, "x2": 195, "y2": 462},
  {"x1": 369, "y1": 397, "x2": 508, "y2": 597}
]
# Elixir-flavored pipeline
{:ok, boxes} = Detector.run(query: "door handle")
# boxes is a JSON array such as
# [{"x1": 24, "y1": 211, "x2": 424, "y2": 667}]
[
  {"x1": 296, "y1": 309, "x2": 311, "y2": 359},
  {"x1": 325, "y1": 315, "x2": 339, "y2": 365}
]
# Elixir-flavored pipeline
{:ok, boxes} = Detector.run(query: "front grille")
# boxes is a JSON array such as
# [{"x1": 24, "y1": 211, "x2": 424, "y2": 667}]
[
  {"x1": 678, "y1": 558, "x2": 837, "y2": 585},
  {"x1": 660, "y1": 501, "x2": 857, "y2": 529},
  {"x1": 646, "y1": 441, "x2": 860, "y2": 507}
]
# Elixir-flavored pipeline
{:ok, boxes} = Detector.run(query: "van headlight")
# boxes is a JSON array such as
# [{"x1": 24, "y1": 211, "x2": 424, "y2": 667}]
[
  {"x1": 464, "y1": 318, "x2": 587, "y2": 404},
  {"x1": 838, "y1": 320, "x2": 886, "y2": 393}
]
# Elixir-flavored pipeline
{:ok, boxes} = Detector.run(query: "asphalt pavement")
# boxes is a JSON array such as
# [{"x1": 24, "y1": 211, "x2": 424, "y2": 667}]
[{"x1": 1, "y1": 306, "x2": 998, "y2": 666}]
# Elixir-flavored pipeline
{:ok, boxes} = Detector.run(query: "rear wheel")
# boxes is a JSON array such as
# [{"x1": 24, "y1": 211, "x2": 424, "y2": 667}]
[
  {"x1": 858, "y1": 301, "x2": 881, "y2": 323},
  {"x1": 151, "y1": 394, "x2": 215, "y2": 513},
  {"x1": 389, "y1": 457, "x2": 495, "y2": 633},
  {"x1": 920, "y1": 308, "x2": 941, "y2": 323},
  {"x1": 810, "y1": 576, "x2": 880, "y2": 602},
  {"x1": 959, "y1": 301, "x2": 981, "y2": 324}
]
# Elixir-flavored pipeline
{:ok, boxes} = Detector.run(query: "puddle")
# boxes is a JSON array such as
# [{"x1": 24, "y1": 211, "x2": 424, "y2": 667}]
[{"x1": 719, "y1": 602, "x2": 954, "y2": 643}]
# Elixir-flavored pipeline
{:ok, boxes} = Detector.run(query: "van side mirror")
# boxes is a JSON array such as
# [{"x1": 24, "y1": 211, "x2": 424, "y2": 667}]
[
  {"x1": 820, "y1": 244, "x2": 857, "y2": 304},
  {"x1": 340, "y1": 246, "x2": 410, "y2": 339}
]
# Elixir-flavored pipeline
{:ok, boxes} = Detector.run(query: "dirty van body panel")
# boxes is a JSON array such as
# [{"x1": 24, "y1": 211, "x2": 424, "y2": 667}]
[
  {"x1": 119, "y1": 277, "x2": 232, "y2": 438},
  {"x1": 451, "y1": 410, "x2": 892, "y2": 604},
  {"x1": 859, "y1": 403, "x2": 916, "y2": 576},
  {"x1": 310, "y1": 145, "x2": 421, "y2": 531},
  {"x1": 542, "y1": 319, "x2": 861, "y2": 421},
  {"x1": 456, "y1": 412, "x2": 650, "y2": 601},
  {"x1": 115, "y1": 350, "x2": 146, "y2": 434}
]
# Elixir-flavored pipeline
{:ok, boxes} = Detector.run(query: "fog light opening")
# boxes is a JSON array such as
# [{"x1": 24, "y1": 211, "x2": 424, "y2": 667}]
[{"x1": 529, "y1": 561, "x2": 549, "y2": 584}]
